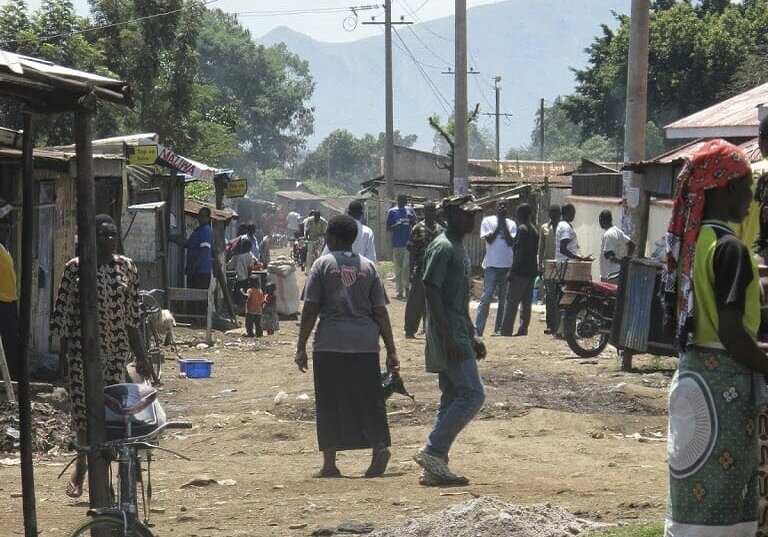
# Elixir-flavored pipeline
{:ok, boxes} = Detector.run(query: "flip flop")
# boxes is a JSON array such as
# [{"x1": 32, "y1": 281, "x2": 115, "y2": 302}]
[
  {"x1": 65, "y1": 478, "x2": 83, "y2": 499},
  {"x1": 365, "y1": 448, "x2": 391, "y2": 478}
]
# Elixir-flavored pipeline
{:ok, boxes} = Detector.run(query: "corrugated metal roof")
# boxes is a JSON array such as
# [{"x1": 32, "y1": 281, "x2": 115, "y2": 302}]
[
  {"x1": 665, "y1": 82, "x2": 768, "y2": 139},
  {"x1": 275, "y1": 190, "x2": 323, "y2": 201},
  {"x1": 629, "y1": 137, "x2": 763, "y2": 166},
  {"x1": 184, "y1": 199, "x2": 237, "y2": 221},
  {"x1": 0, "y1": 49, "x2": 130, "y2": 110}
]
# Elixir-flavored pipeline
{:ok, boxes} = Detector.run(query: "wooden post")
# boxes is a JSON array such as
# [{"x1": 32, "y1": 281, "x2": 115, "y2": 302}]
[
  {"x1": 206, "y1": 275, "x2": 215, "y2": 346},
  {"x1": 0, "y1": 339, "x2": 16, "y2": 404},
  {"x1": 74, "y1": 103, "x2": 110, "y2": 509},
  {"x1": 18, "y1": 111, "x2": 38, "y2": 537}
]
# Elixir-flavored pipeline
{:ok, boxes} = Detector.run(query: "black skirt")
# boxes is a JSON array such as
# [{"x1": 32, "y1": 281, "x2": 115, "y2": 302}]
[{"x1": 313, "y1": 351, "x2": 391, "y2": 451}]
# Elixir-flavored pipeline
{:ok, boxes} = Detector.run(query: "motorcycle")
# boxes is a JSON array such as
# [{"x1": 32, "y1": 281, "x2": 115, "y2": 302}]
[
  {"x1": 560, "y1": 279, "x2": 617, "y2": 358},
  {"x1": 292, "y1": 237, "x2": 307, "y2": 270}
]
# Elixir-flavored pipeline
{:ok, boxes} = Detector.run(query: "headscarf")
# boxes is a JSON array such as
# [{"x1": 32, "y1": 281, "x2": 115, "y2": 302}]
[{"x1": 663, "y1": 139, "x2": 751, "y2": 347}]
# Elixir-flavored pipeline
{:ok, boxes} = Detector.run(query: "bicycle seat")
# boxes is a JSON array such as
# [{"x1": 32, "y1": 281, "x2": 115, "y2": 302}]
[{"x1": 104, "y1": 383, "x2": 158, "y2": 417}]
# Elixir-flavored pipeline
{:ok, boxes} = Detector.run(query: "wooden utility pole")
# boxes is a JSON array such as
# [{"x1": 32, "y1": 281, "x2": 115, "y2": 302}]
[
  {"x1": 622, "y1": 0, "x2": 650, "y2": 255},
  {"x1": 454, "y1": 0, "x2": 468, "y2": 195},
  {"x1": 540, "y1": 98, "x2": 545, "y2": 161},
  {"x1": 74, "y1": 102, "x2": 111, "y2": 510},
  {"x1": 18, "y1": 111, "x2": 38, "y2": 537},
  {"x1": 363, "y1": 3, "x2": 411, "y2": 201},
  {"x1": 620, "y1": 0, "x2": 650, "y2": 373}
]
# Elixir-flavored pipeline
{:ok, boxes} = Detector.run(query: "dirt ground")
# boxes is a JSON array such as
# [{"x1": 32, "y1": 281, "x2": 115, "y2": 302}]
[{"x1": 1, "y1": 251, "x2": 676, "y2": 536}]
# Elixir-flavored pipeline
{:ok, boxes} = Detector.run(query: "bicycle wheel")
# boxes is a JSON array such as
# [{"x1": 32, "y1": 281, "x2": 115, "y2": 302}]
[
  {"x1": 148, "y1": 347, "x2": 164, "y2": 383},
  {"x1": 67, "y1": 513, "x2": 155, "y2": 537}
]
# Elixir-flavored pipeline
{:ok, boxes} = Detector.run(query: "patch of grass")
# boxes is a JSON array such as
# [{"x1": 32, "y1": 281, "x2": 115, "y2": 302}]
[
  {"x1": 588, "y1": 522, "x2": 664, "y2": 537},
  {"x1": 378, "y1": 261, "x2": 393, "y2": 280}
]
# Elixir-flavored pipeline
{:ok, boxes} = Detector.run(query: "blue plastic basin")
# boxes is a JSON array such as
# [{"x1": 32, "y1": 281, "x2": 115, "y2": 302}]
[{"x1": 179, "y1": 359, "x2": 213, "y2": 378}]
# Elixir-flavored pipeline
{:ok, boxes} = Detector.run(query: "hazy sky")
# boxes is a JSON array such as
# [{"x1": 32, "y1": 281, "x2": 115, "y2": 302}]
[{"x1": 23, "y1": 0, "x2": 503, "y2": 43}]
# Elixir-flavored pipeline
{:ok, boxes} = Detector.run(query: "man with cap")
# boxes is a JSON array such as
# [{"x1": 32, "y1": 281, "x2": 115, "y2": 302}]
[
  {"x1": 386, "y1": 194, "x2": 418, "y2": 299},
  {"x1": 304, "y1": 209, "x2": 329, "y2": 270},
  {"x1": 404, "y1": 200, "x2": 443, "y2": 338},
  {"x1": 414, "y1": 195, "x2": 486, "y2": 487}
]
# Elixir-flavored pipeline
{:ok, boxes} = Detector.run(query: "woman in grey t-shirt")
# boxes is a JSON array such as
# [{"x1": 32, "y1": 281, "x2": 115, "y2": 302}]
[{"x1": 296, "y1": 215, "x2": 400, "y2": 478}]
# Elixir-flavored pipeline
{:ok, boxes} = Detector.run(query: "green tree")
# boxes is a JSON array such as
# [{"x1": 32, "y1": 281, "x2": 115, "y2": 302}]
[
  {"x1": 562, "y1": 1, "x2": 754, "y2": 152},
  {"x1": 430, "y1": 112, "x2": 494, "y2": 159}
]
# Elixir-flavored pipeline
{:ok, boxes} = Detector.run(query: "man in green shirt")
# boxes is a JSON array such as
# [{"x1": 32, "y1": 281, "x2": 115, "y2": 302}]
[{"x1": 414, "y1": 195, "x2": 486, "y2": 487}]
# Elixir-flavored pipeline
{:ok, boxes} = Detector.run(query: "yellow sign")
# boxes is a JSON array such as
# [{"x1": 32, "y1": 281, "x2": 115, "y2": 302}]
[
  {"x1": 224, "y1": 179, "x2": 248, "y2": 198},
  {"x1": 127, "y1": 145, "x2": 158, "y2": 166}
]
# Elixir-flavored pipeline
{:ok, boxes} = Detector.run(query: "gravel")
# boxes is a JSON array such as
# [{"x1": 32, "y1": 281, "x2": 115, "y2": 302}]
[{"x1": 367, "y1": 497, "x2": 599, "y2": 537}]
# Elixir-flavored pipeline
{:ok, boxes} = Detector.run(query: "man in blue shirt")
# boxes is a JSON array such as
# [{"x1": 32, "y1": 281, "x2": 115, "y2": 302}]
[
  {"x1": 184, "y1": 207, "x2": 214, "y2": 290},
  {"x1": 386, "y1": 195, "x2": 417, "y2": 299}
]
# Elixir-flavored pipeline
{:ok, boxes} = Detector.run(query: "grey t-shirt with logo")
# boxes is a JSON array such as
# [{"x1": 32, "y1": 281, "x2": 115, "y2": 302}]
[{"x1": 303, "y1": 251, "x2": 389, "y2": 353}]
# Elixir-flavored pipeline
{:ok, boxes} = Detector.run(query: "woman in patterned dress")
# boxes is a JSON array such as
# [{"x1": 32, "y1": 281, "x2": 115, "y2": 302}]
[
  {"x1": 664, "y1": 140, "x2": 768, "y2": 536},
  {"x1": 51, "y1": 214, "x2": 152, "y2": 498}
]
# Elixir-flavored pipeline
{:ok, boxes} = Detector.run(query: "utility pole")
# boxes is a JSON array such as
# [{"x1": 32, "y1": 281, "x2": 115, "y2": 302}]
[
  {"x1": 454, "y1": 0, "x2": 468, "y2": 195},
  {"x1": 620, "y1": 0, "x2": 650, "y2": 373},
  {"x1": 622, "y1": 0, "x2": 650, "y2": 254},
  {"x1": 540, "y1": 98, "x2": 545, "y2": 161},
  {"x1": 363, "y1": 2, "x2": 411, "y2": 201},
  {"x1": 481, "y1": 76, "x2": 513, "y2": 176}
]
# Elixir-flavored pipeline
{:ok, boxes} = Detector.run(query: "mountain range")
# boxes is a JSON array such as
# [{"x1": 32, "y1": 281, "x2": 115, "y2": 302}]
[{"x1": 256, "y1": 0, "x2": 631, "y2": 155}]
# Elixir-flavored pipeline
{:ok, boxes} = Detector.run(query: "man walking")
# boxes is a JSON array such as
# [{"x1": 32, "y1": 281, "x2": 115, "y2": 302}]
[
  {"x1": 598, "y1": 210, "x2": 634, "y2": 283},
  {"x1": 386, "y1": 195, "x2": 417, "y2": 299},
  {"x1": 539, "y1": 205, "x2": 561, "y2": 335},
  {"x1": 304, "y1": 209, "x2": 328, "y2": 270},
  {"x1": 500, "y1": 204, "x2": 538, "y2": 337},
  {"x1": 414, "y1": 195, "x2": 485, "y2": 486},
  {"x1": 287, "y1": 208, "x2": 302, "y2": 238},
  {"x1": 404, "y1": 201, "x2": 443, "y2": 338},
  {"x1": 474, "y1": 200, "x2": 516, "y2": 337}
]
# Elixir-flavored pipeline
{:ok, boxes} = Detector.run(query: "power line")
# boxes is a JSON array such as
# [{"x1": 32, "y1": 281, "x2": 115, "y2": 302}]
[
  {"x1": 392, "y1": 27, "x2": 451, "y2": 115},
  {"x1": 237, "y1": 5, "x2": 379, "y2": 18}
]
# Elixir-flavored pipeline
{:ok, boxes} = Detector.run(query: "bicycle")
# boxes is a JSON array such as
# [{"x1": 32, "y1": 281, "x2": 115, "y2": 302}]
[
  {"x1": 137, "y1": 289, "x2": 170, "y2": 383},
  {"x1": 63, "y1": 383, "x2": 191, "y2": 536}
]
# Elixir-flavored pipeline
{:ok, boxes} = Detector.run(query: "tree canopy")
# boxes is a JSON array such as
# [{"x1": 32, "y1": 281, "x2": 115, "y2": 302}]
[{"x1": 0, "y1": 0, "x2": 315, "y2": 178}]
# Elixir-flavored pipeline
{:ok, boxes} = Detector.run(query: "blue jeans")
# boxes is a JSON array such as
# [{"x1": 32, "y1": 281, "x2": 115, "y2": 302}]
[
  {"x1": 425, "y1": 354, "x2": 485, "y2": 459},
  {"x1": 474, "y1": 266, "x2": 509, "y2": 336}
]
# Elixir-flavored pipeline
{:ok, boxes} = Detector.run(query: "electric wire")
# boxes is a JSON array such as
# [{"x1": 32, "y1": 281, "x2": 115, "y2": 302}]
[
  {"x1": 392, "y1": 27, "x2": 451, "y2": 115},
  {"x1": 0, "y1": 0, "x2": 220, "y2": 47}
]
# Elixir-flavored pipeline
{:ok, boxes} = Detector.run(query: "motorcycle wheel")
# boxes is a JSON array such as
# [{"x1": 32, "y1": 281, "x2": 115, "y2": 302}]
[{"x1": 564, "y1": 302, "x2": 609, "y2": 358}]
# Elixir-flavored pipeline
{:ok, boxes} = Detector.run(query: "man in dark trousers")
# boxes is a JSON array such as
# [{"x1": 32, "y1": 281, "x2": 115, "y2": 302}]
[
  {"x1": 404, "y1": 201, "x2": 443, "y2": 338},
  {"x1": 500, "y1": 204, "x2": 539, "y2": 336},
  {"x1": 538, "y1": 205, "x2": 561, "y2": 334},
  {"x1": 414, "y1": 195, "x2": 486, "y2": 487}
]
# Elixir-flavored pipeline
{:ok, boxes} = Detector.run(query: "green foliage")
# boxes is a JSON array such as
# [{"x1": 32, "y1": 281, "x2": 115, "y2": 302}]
[
  {"x1": 297, "y1": 129, "x2": 418, "y2": 194},
  {"x1": 0, "y1": 1, "x2": 315, "y2": 176},
  {"x1": 560, "y1": 1, "x2": 759, "y2": 151},
  {"x1": 587, "y1": 522, "x2": 663, "y2": 537},
  {"x1": 185, "y1": 181, "x2": 215, "y2": 202}
]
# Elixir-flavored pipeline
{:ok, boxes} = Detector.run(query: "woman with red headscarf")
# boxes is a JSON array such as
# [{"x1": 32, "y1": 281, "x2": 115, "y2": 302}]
[{"x1": 664, "y1": 140, "x2": 768, "y2": 536}]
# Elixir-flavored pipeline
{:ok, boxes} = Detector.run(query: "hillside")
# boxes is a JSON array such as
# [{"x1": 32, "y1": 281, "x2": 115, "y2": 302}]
[{"x1": 257, "y1": 0, "x2": 631, "y2": 154}]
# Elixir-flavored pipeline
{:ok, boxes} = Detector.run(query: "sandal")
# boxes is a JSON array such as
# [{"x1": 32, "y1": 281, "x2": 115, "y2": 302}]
[{"x1": 65, "y1": 477, "x2": 83, "y2": 499}]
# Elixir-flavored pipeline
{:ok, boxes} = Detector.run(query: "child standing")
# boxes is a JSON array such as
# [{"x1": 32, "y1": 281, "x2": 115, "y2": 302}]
[
  {"x1": 261, "y1": 281, "x2": 279, "y2": 335},
  {"x1": 243, "y1": 276, "x2": 264, "y2": 337}
]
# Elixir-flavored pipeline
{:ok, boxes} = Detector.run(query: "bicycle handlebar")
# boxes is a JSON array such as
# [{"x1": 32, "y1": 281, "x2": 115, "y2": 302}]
[{"x1": 71, "y1": 421, "x2": 193, "y2": 453}]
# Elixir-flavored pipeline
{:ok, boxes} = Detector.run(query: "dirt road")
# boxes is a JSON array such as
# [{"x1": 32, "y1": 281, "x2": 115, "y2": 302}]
[{"x1": 1, "y1": 260, "x2": 673, "y2": 536}]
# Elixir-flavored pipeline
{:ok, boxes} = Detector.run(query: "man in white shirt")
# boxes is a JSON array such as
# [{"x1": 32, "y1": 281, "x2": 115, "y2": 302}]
[
  {"x1": 555, "y1": 204, "x2": 591, "y2": 263},
  {"x1": 321, "y1": 200, "x2": 377, "y2": 261},
  {"x1": 474, "y1": 200, "x2": 516, "y2": 337},
  {"x1": 598, "y1": 210, "x2": 634, "y2": 282},
  {"x1": 286, "y1": 209, "x2": 301, "y2": 238}
]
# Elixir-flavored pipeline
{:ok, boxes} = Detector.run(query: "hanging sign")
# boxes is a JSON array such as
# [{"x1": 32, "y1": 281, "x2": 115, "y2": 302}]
[
  {"x1": 126, "y1": 144, "x2": 158, "y2": 166},
  {"x1": 224, "y1": 179, "x2": 248, "y2": 198}
]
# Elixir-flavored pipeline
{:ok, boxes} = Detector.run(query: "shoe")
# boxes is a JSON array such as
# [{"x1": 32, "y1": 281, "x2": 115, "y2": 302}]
[
  {"x1": 418, "y1": 469, "x2": 470, "y2": 487},
  {"x1": 405, "y1": 332, "x2": 416, "y2": 339},
  {"x1": 544, "y1": 329, "x2": 553, "y2": 335},
  {"x1": 513, "y1": 330, "x2": 528, "y2": 337},
  {"x1": 413, "y1": 449, "x2": 454, "y2": 480},
  {"x1": 395, "y1": 293, "x2": 404, "y2": 300},
  {"x1": 490, "y1": 332, "x2": 501, "y2": 337}
]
